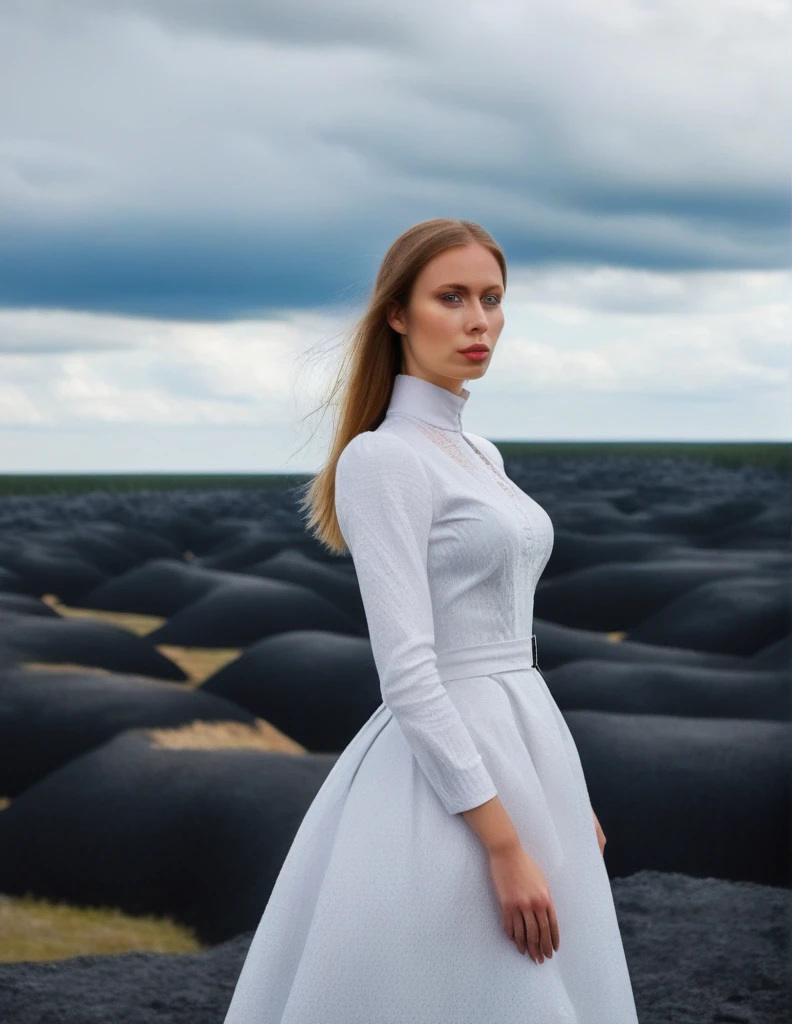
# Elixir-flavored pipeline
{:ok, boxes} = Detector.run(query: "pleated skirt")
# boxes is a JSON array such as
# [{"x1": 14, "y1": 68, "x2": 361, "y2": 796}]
[{"x1": 222, "y1": 636, "x2": 640, "y2": 1024}]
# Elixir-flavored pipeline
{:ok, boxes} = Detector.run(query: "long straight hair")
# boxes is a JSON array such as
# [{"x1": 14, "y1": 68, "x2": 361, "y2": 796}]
[{"x1": 296, "y1": 218, "x2": 507, "y2": 556}]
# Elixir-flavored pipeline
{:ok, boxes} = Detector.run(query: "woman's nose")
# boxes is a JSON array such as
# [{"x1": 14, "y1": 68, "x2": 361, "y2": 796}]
[{"x1": 470, "y1": 305, "x2": 489, "y2": 328}]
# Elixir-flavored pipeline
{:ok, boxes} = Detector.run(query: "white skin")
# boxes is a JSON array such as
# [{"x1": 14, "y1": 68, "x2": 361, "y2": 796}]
[{"x1": 387, "y1": 242, "x2": 607, "y2": 962}]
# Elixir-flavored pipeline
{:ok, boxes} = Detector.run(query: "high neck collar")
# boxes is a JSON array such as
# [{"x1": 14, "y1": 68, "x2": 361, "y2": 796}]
[{"x1": 385, "y1": 373, "x2": 470, "y2": 432}]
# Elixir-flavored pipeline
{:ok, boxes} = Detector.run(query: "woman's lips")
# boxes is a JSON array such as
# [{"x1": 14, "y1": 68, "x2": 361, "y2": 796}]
[{"x1": 460, "y1": 348, "x2": 490, "y2": 361}]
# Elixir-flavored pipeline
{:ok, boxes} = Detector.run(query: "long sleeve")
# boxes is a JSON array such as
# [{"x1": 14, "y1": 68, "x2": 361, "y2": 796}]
[{"x1": 334, "y1": 431, "x2": 498, "y2": 815}]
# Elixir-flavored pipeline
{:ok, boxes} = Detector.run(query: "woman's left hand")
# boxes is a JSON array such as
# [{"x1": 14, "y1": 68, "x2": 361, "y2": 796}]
[{"x1": 591, "y1": 808, "x2": 606, "y2": 856}]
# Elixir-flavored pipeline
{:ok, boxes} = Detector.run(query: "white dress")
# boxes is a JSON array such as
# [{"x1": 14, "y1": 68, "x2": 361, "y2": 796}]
[{"x1": 222, "y1": 373, "x2": 640, "y2": 1024}]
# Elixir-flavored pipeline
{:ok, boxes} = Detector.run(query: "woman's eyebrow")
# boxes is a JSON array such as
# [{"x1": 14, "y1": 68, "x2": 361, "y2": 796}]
[{"x1": 435, "y1": 282, "x2": 504, "y2": 293}]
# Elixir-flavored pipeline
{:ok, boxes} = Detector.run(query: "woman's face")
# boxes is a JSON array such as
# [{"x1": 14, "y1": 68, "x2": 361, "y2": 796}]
[{"x1": 387, "y1": 242, "x2": 505, "y2": 393}]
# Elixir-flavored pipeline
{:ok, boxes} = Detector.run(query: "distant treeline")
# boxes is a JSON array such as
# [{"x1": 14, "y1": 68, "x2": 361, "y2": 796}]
[
  {"x1": 493, "y1": 441, "x2": 791, "y2": 474},
  {"x1": 0, "y1": 442, "x2": 788, "y2": 496}
]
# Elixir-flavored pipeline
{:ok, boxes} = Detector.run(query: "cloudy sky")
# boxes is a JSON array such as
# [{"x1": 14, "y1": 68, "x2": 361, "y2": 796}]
[{"x1": 0, "y1": 0, "x2": 789, "y2": 472}]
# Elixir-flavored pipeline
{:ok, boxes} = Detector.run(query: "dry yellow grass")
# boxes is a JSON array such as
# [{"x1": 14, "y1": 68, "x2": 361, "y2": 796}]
[
  {"x1": 43, "y1": 595, "x2": 164, "y2": 636},
  {"x1": 22, "y1": 662, "x2": 112, "y2": 675},
  {"x1": 0, "y1": 893, "x2": 203, "y2": 962},
  {"x1": 153, "y1": 644, "x2": 242, "y2": 686},
  {"x1": 147, "y1": 717, "x2": 306, "y2": 753},
  {"x1": 35, "y1": 596, "x2": 242, "y2": 686},
  {"x1": 22, "y1": 648, "x2": 240, "y2": 688}
]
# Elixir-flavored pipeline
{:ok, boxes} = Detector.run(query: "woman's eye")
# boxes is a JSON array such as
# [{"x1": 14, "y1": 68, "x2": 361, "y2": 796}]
[{"x1": 441, "y1": 294, "x2": 501, "y2": 305}]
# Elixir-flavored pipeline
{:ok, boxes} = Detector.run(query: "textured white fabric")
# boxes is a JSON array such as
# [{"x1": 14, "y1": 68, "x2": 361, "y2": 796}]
[{"x1": 222, "y1": 373, "x2": 640, "y2": 1023}]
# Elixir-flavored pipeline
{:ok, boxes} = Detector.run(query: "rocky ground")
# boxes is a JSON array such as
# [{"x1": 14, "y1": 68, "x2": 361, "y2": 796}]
[{"x1": 0, "y1": 870, "x2": 789, "y2": 1023}]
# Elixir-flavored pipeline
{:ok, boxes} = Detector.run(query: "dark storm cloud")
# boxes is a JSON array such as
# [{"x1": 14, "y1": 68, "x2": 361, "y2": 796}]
[
  {"x1": 2, "y1": 192, "x2": 786, "y2": 322},
  {"x1": 0, "y1": 222, "x2": 374, "y2": 321}
]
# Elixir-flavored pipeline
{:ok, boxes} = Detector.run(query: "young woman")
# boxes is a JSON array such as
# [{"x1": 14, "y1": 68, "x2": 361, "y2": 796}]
[{"x1": 222, "y1": 218, "x2": 640, "y2": 1023}]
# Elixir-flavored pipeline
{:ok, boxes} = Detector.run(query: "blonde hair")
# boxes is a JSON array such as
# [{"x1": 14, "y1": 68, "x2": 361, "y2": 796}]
[{"x1": 295, "y1": 217, "x2": 507, "y2": 555}]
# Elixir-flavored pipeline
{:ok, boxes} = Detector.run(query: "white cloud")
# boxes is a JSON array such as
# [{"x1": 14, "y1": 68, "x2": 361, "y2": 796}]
[
  {"x1": 0, "y1": 382, "x2": 43, "y2": 425},
  {"x1": 0, "y1": 308, "x2": 150, "y2": 353},
  {"x1": 0, "y1": 265, "x2": 787, "y2": 444},
  {"x1": 492, "y1": 266, "x2": 791, "y2": 398},
  {"x1": 0, "y1": 307, "x2": 344, "y2": 427}
]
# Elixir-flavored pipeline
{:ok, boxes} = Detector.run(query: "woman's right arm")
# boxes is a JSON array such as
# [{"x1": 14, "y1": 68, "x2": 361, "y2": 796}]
[
  {"x1": 334, "y1": 430, "x2": 499, "y2": 816},
  {"x1": 335, "y1": 430, "x2": 558, "y2": 963},
  {"x1": 463, "y1": 799, "x2": 560, "y2": 964},
  {"x1": 460, "y1": 794, "x2": 521, "y2": 855}
]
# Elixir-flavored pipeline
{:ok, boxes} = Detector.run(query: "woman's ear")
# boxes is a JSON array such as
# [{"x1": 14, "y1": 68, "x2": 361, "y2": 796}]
[{"x1": 386, "y1": 299, "x2": 406, "y2": 335}]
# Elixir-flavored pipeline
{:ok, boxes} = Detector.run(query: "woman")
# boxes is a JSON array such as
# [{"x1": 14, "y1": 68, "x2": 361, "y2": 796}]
[{"x1": 222, "y1": 218, "x2": 640, "y2": 1023}]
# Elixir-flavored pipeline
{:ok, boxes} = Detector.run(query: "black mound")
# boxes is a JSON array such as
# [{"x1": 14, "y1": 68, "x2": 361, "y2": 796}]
[
  {"x1": 713, "y1": 502, "x2": 792, "y2": 546},
  {"x1": 0, "y1": 566, "x2": 28, "y2": 595},
  {"x1": 0, "y1": 594, "x2": 60, "y2": 618},
  {"x1": 242, "y1": 548, "x2": 365, "y2": 627},
  {"x1": 183, "y1": 519, "x2": 330, "y2": 560},
  {"x1": 565, "y1": 709, "x2": 790, "y2": 886},
  {"x1": 648, "y1": 496, "x2": 766, "y2": 536},
  {"x1": 146, "y1": 578, "x2": 360, "y2": 648},
  {"x1": 0, "y1": 615, "x2": 186, "y2": 680},
  {"x1": 74, "y1": 558, "x2": 247, "y2": 617},
  {"x1": 177, "y1": 517, "x2": 257, "y2": 555},
  {"x1": 540, "y1": 530, "x2": 672, "y2": 579},
  {"x1": 534, "y1": 618, "x2": 742, "y2": 671},
  {"x1": 201, "y1": 630, "x2": 381, "y2": 750},
  {"x1": 65, "y1": 522, "x2": 180, "y2": 565},
  {"x1": 536, "y1": 556, "x2": 789, "y2": 631},
  {"x1": 544, "y1": 658, "x2": 789, "y2": 721},
  {"x1": 752, "y1": 634, "x2": 792, "y2": 669},
  {"x1": 535, "y1": 497, "x2": 655, "y2": 536},
  {"x1": 52, "y1": 529, "x2": 146, "y2": 577},
  {"x1": 627, "y1": 576, "x2": 790, "y2": 654},
  {"x1": 0, "y1": 665, "x2": 257, "y2": 796},
  {"x1": 196, "y1": 529, "x2": 327, "y2": 572},
  {"x1": 0, "y1": 539, "x2": 108, "y2": 602},
  {"x1": 0, "y1": 729, "x2": 336, "y2": 944}
]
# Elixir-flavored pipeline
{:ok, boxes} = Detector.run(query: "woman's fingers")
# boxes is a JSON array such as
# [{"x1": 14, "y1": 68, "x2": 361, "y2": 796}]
[
  {"x1": 512, "y1": 910, "x2": 528, "y2": 955},
  {"x1": 508, "y1": 908, "x2": 550, "y2": 963},
  {"x1": 522, "y1": 909, "x2": 542, "y2": 963},
  {"x1": 547, "y1": 900, "x2": 561, "y2": 952},
  {"x1": 532, "y1": 913, "x2": 553, "y2": 958},
  {"x1": 491, "y1": 848, "x2": 561, "y2": 963},
  {"x1": 522, "y1": 905, "x2": 561, "y2": 963}
]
